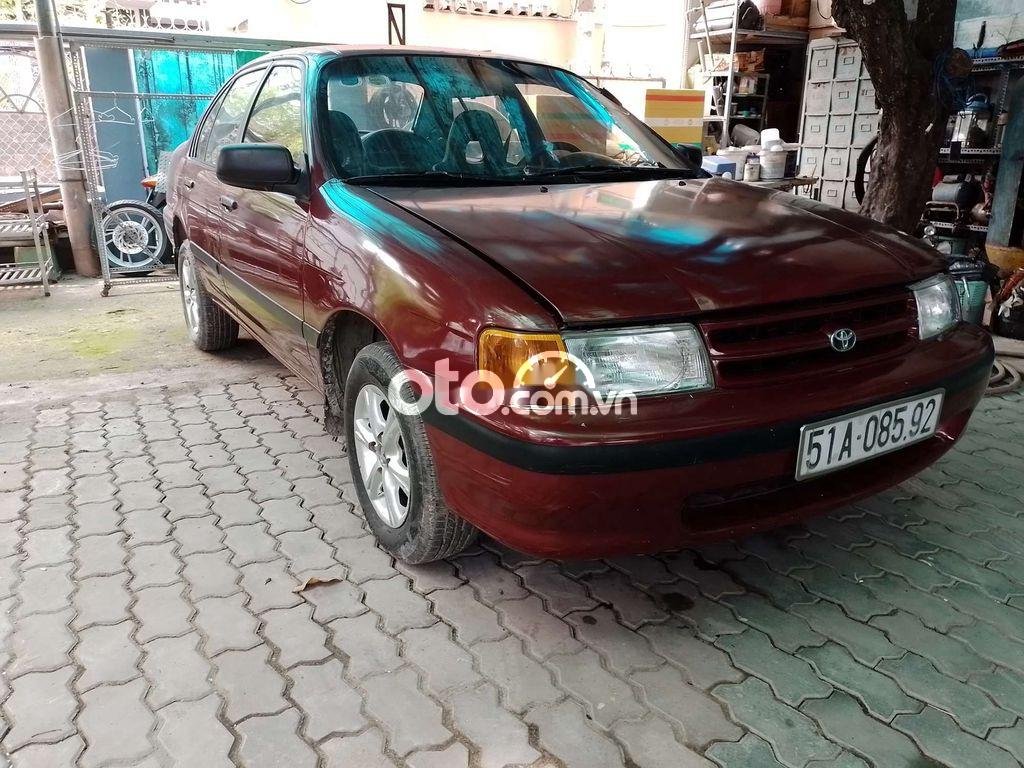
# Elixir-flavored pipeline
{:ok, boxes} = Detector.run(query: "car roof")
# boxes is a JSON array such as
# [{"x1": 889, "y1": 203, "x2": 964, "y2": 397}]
[{"x1": 248, "y1": 44, "x2": 553, "y2": 69}]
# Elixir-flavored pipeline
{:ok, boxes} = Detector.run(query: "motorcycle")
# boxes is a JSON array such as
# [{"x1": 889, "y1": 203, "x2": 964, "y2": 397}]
[{"x1": 101, "y1": 174, "x2": 170, "y2": 274}]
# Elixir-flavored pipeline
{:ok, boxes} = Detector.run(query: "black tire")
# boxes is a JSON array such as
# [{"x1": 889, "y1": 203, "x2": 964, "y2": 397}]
[
  {"x1": 102, "y1": 200, "x2": 171, "y2": 274},
  {"x1": 178, "y1": 241, "x2": 239, "y2": 352},
  {"x1": 345, "y1": 342, "x2": 478, "y2": 563}
]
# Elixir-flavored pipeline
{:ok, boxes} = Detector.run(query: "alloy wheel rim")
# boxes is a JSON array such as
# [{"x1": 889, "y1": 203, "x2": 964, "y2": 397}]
[
  {"x1": 180, "y1": 255, "x2": 200, "y2": 336},
  {"x1": 353, "y1": 383, "x2": 411, "y2": 528},
  {"x1": 104, "y1": 209, "x2": 164, "y2": 267}
]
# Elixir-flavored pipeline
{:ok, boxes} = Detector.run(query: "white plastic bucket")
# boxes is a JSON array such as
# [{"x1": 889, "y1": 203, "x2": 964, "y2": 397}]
[{"x1": 760, "y1": 149, "x2": 787, "y2": 180}]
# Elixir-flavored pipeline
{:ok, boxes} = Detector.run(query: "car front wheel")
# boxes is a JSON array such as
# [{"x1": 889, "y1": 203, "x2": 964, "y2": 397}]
[{"x1": 345, "y1": 342, "x2": 478, "y2": 563}]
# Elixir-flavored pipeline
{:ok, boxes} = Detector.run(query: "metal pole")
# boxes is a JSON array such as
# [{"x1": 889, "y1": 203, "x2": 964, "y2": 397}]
[
  {"x1": 722, "y1": 0, "x2": 741, "y2": 145},
  {"x1": 34, "y1": 0, "x2": 99, "y2": 277}
]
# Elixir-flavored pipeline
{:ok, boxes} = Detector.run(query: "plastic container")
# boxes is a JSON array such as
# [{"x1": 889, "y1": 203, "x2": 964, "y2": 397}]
[
  {"x1": 717, "y1": 147, "x2": 749, "y2": 168},
  {"x1": 743, "y1": 157, "x2": 761, "y2": 181},
  {"x1": 759, "y1": 148, "x2": 787, "y2": 179}
]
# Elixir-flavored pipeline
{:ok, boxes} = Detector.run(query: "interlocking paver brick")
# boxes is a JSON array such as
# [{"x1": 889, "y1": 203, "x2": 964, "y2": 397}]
[
  {"x1": 78, "y1": 678, "x2": 154, "y2": 767},
  {"x1": 802, "y1": 691, "x2": 930, "y2": 768},
  {"x1": 73, "y1": 572, "x2": 131, "y2": 629},
  {"x1": 74, "y1": 621, "x2": 140, "y2": 690},
  {"x1": 449, "y1": 684, "x2": 540, "y2": 768},
  {"x1": 142, "y1": 632, "x2": 213, "y2": 708},
  {"x1": 990, "y1": 722, "x2": 1024, "y2": 764},
  {"x1": 155, "y1": 693, "x2": 233, "y2": 768},
  {"x1": 3, "y1": 667, "x2": 78, "y2": 751},
  {"x1": 893, "y1": 707, "x2": 1019, "y2": 768},
  {"x1": 288, "y1": 659, "x2": 364, "y2": 739},
  {"x1": 279, "y1": 527, "x2": 337, "y2": 573},
  {"x1": 565, "y1": 607, "x2": 661, "y2": 673},
  {"x1": 634, "y1": 665, "x2": 743, "y2": 749},
  {"x1": 215, "y1": 645, "x2": 288, "y2": 722},
  {"x1": 246, "y1": 469, "x2": 293, "y2": 502},
  {"x1": 614, "y1": 715, "x2": 714, "y2": 768},
  {"x1": 872, "y1": 612, "x2": 990, "y2": 681},
  {"x1": 799, "y1": 642, "x2": 919, "y2": 722},
  {"x1": 21, "y1": 496, "x2": 71, "y2": 532},
  {"x1": 607, "y1": 554, "x2": 678, "y2": 586},
  {"x1": 224, "y1": 521, "x2": 279, "y2": 566},
  {"x1": 430, "y1": 584, "x2": 505, "y2": 644},
  {"x1": 583, "y1": 568, "x2": 669, "y2": 627},
  {"x1": 200, "y1": 465, "x2": 247, "y2": 495},
  {"x1": 299, "y1": 578, "x2": 364, "y2": 622},
  {"x1": 518, "y1": 562, "x2": 597, "y2": 615},
  {"x1": 454, "y1": 551, "x2": 527, "y2": 601},
  {"x1": 236, "y1": 708, "x2": 317, "y2": 768},
  {"x1": 16, "y1": 562, "x2": 73, "y2": 616},
  {"x1": 8, "y1": 609, "x2": 75, "y2": 677},
  {"x1": 863, "y1": 573, "x2": 971, "y2": 632},
  {"x1": 715, "y1": 677, "x2": 840, "y2": 766},
  {"x1": 75, "y1": 531, "x2": 128, "y2": 578},
  {"x1": 857, "y1": 543, "x2": 954, "y2": 591},
  {"x1": 310, "y1": 502, "x2": 366, "y2": 542},
  {"x1": 173, "y1": 516, "x2": 225, "y2": 556},
  {"x1": 472, "y1": 635, "x2": 560, "y2": 711},
  {"x1": 971, "y1": 668, "x2": 1024, "y2": 718},
  {"x1": 640, "y1": 621, "x2": 743, "y2": 690},
  {"x1": 22, "y1": 526, "x2": 72, "y2": 568},
  {"x1": 156, "y1": 461, "x2": 201, "y2": 491},
  {"x1": 717, "y1": 629, "x2": 832, "y2": 706},
  {"x1": 211, "y1": 491, "x2": 263, "y2": 527},
  {"x1": 8, "y1": 735, "x2": 84, "y2": 768},
  {"x1": 328, "y1": 613, "x2": 401, "y2": 679},
  {"x1": 788, "y1": 564, "x2": 890, "y2": 621},
  {"x1": 525, "y1": 699, "x2": 625, "y2": 768},
  {"x1": 259, "y1": 498, "x2": 313, "y2": 535},
  {"x1": 722, "y1": 593, "x2": 824, "y2": 653},
  {"x1": 127, "y1": 540, "x2": 181, "y2": 588},
  {"x1": 790, "y1": 600, "x2": 900, "y2": 666},
  {"x1": 195, "y1": 593, "x2": 260, "y2": 656},
  {"x1": 162, "y1": 485, "x2": 211, "y2": 521},
  {"x1": 117, "y1": 481, "x2": 163, "y2": 512},
  {"x1": 493, "y1": 595, "x2": 583, "y2": 659},
  {"x1": 664, "y1": 550, "x2": 745, "y2": 599},
  {"x1": 334, "y1": 534, "x2": 394, "y2": 583},
  {"x1": 548, "y1": 648, "x2": 645, "y2": 727},
  {"x1": 263, "y1": 603, "x2": 330, "y2": 667},
  {"x1": 407, "y1": 743, "x2": 470, "y2": 768},
  {"x1": 240, "y1": 559, "x2": 301, "y2": 613},
  {"x1": 74, "y1": 499, "x2": 121, "y2": 538},
  {"x1": 650, "y1": 581, "x2": 747, "y2": 639},
  {"x1": 952, "y1": 620, "x2": 1024, "y2": 674},
  {"x1": 401, "y1": 623, "x2": 479, "y2": 697},
  {"x1": 133, "y1": 583, "x2": 193, "y2": 642},
  {"x1": 363, "y1": 576, "x2": 434, "y2": 634},
  {"x1": 924, "y1": 549, "x2": 1024, "y2": 601},
  {"x1": 706, "y1": 732, "x2": 785, "y2": 768},
  {"x1": 394, "y1": 558, "x2": 462, "y2": 593},
  {"x1": 322, "y1": 728, "x2": 399, "y2": 768},
  {"x1": 183, "y1": 549, "x2": 239, "y2": 600},
  {"x1": 363, "y1": 667, "x2": 451, "y2": 755},
  {"x1": 878, "y1": 653, "x2": 1013, "y2": 736}
]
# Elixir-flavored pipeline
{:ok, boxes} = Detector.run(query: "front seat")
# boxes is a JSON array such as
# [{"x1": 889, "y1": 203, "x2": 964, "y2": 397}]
[
  {"x1": 326, "y1": 110, "x2": 365, "y2": 177},
  {"x1": 361, "y1": 129, "x2": 437, "y2": 174},
  {"x1": 441, "y1": 110, "x2": 508, "y2": 174}
]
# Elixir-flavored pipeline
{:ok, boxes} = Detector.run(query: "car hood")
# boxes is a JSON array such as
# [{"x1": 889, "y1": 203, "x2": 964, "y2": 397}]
[{"x1": 371, "y1": 177, "x2": 943, "y2": 325}]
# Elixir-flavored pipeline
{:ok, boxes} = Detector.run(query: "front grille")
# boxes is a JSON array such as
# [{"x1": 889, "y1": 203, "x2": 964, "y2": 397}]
[{"x1": 700, "y1": 287, "x2": 917, "y2": 387}]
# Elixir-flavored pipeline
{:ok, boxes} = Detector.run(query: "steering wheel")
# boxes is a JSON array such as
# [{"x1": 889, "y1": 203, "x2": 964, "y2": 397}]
[
  {"x1": 548, "y1": 141, "x2": 583, "y2": 155},
  {"x1": 558, "y1": 151, "x2": 625, "y2": 168}
]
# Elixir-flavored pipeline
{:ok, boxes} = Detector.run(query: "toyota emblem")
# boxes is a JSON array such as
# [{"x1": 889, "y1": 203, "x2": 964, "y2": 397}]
[{"x1": 829, "y1": 328, "x2": 857, "y2": 352}]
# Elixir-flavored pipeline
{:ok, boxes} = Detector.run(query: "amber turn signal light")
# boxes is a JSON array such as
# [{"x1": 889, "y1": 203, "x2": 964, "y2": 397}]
[{"x1": 477, "y1": 329, "x2": 574, "y2": 389}]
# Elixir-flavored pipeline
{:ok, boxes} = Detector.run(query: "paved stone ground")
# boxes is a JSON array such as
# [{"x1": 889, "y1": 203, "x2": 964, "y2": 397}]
[{"x1": 1, "y1": 370, "x2": 1023, "y2": 768}]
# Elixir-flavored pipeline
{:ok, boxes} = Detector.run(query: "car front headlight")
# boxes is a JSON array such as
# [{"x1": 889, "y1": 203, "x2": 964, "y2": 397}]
[
  {"x1": 562, "y1": 323, "x2": 714, "y2": 396},
  {"x1": 912, "y1": 274, "x2": 961, "y2": 340}
]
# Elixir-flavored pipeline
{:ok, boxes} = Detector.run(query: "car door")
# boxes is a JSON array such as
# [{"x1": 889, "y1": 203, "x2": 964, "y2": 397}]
[
  {"x1": 218, "y1": 63, "x2": 314, "y2": 379},
  {"x1": 179, "y1": 67, "x2": 266, "y2": 292}
]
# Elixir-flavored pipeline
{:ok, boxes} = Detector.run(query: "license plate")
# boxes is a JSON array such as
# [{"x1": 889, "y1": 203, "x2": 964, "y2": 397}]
[{"x1": 796, "y1": 390, "x2": 944, "y2": 480}]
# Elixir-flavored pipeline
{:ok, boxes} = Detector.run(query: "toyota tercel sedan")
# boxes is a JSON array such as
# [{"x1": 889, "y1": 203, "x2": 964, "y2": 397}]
[{"x1": 167, "y1": 46, "x2": 993, "y2": 562}]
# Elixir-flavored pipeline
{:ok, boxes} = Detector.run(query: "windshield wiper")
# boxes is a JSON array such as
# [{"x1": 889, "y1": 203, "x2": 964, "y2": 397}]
[
  {"x1": 344, "y1": 170, "x2": 510, "y2": 187},
  {"x1": 523, "y1": 165, "x2": 699, "y2": 182}
]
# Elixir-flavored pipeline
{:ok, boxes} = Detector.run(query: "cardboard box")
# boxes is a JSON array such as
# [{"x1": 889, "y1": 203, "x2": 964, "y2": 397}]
[{"x1": 645, "y1": 89, "x2": 705, "y2": 145}]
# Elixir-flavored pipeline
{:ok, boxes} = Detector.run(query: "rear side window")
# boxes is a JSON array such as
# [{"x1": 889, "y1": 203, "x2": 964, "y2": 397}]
[
  {"x1": 244, "y1": 65, "x2": 304, "y2": 162},
  {"x1": 197, "y1": 68, "x2": 265, "y2": 165}
]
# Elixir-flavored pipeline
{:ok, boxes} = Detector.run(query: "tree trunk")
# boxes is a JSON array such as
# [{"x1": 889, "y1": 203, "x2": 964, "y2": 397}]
[{"x1": 831, "y1": 0, "x2": 957, "y2": 233}]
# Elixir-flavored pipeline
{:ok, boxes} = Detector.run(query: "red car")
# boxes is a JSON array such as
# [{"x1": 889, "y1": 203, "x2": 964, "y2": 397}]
[{"x1": 167, "y1": 46, "x2": 993, "y2": 562}]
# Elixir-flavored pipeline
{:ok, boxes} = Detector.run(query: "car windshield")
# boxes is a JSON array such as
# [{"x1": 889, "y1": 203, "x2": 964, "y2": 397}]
[{"x1": 317, "y1": 53, "x2": 699, "y2": 185}]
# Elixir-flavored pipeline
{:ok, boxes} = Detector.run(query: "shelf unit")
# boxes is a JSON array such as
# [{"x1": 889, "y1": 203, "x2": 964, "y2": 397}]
[
  {"x1": 705, "y1": 72, "x2": 770, "y2": 132},
  {"x1": 686, "y1": 0, "x2": 807, "y2": 142}
]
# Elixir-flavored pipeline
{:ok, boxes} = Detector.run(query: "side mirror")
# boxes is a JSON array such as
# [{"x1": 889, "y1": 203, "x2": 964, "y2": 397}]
[
  {"x1": 217, "y1": 143, "x2": 297, "y2": 190},
  {"x1": 673, "y1": 142, "x2": 704, "y2": 168}
]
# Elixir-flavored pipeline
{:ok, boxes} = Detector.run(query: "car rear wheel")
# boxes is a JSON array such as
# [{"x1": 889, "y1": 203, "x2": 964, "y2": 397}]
[
  {"x1": 178, "y1": 241, "x2": 239, "y2": 352},
  {"x1": 345, "y1": 342, "x2": 478, "y2": 563}
]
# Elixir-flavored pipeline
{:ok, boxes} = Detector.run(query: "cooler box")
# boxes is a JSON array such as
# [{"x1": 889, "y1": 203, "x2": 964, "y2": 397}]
[{"x1": 702, "y1": 156, "x2": 738, "y2": 177}]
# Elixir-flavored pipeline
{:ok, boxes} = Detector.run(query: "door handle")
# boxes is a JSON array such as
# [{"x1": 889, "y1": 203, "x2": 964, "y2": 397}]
[
  {"x1": 183, "y1": 179, "x2": 195, "y2": 190},
  {"x1": 219, "y1": 196, "x2": 237, "y2": 212}
]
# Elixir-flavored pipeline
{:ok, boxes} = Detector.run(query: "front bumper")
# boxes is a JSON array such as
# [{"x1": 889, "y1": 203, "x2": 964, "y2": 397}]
[{"x1": 424, "y1": 325, "x2": 993, "y2": 558}]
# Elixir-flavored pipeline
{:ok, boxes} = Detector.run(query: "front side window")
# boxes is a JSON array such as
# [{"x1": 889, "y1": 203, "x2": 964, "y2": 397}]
[
  {"x1": 317, "y1": 54, "x2": 697, "y2": 185},
  {"x1": 244, "y1": 65, "x2": 305, "y2": 163},
  {"x1": 198, "y1": 68, "x2": 265, "y2": 165}
]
